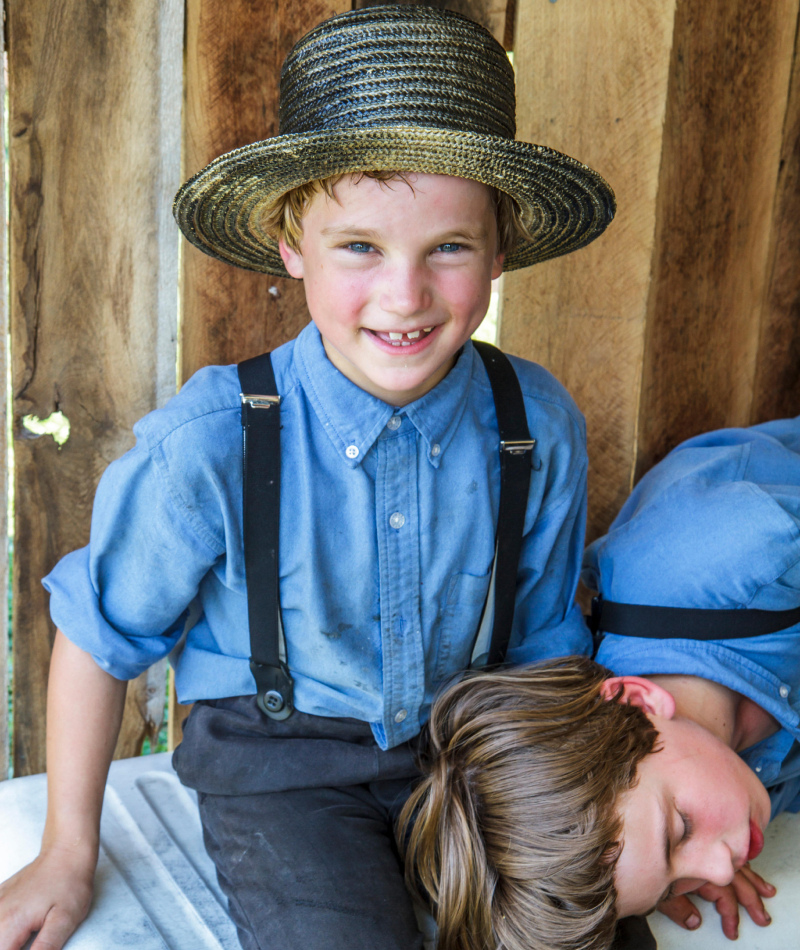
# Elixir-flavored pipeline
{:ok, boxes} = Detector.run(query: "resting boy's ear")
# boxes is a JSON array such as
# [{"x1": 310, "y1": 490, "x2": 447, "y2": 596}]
[
  {"x1": 599, "y1": 675, "x2": 676, "y2": 720},
  {"x1": 279, "y1": 238, "x2": 304, "y2": 279}
]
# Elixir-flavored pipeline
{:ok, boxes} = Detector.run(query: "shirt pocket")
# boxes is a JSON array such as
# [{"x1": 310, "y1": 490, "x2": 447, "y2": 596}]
[{"x1": 433, "y1": 571, "x2": 492, "y2": 681}]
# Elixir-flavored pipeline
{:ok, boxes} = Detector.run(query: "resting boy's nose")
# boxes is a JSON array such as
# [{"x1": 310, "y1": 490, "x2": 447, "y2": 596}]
[{"x1": 692, "y1": 841, "x2": 737, "y2": 889}]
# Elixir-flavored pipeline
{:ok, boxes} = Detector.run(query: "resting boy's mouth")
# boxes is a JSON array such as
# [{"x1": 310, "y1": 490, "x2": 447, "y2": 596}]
[{"x1": 746, "y1": 818, "x2": 765, "y2": 862}]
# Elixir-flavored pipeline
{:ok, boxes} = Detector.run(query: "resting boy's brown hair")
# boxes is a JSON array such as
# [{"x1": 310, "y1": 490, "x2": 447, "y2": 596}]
[{"x1": 398, "y1": 656, "x2": 658, "y2": 950}]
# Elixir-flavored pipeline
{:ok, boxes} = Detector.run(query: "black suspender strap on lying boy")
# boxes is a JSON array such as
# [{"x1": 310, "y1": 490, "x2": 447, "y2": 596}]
[
  {"x1": 591, "y1": 594, "x2": 800, "y2": 643},
  {"x1": 238, "y1": 343, "x2": 535, "y2": 720}
]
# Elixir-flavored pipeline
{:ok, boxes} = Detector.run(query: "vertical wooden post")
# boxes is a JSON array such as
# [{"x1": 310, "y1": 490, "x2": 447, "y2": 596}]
[
  {"x1": 635, "y1": 0, "x2": 800, "y2": 478},
  {"x1": 743, "y1": 16, "x2": 800, "y2": 426},
  {"x1": 502, "y1": 0, "x2": 800, "y2": 541},
  {"x1": 8, "y1": 0, "x2": 182, "y2": 774},
  {"x1": 502, "y1": 1, "x2": 678, "y2": 540},
  {"x1": 0, "y1": 14, "x2": 8, "y2": 781}
]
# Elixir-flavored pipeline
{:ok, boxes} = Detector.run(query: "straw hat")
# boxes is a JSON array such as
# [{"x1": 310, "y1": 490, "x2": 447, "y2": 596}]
[{"x1": 174, "y1": 4, "x2": 616, "y2": 277}]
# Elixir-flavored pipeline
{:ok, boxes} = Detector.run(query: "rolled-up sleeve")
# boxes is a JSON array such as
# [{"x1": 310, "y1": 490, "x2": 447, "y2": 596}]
[{"x1": 44, "y1": 371, "x2": 236, "y2": 680}]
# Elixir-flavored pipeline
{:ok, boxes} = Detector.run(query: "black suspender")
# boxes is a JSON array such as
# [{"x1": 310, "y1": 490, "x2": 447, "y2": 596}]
[
  {"x1": 591, "y1": 595, "x2": 800, "y2": 642},
  {"x1": 238, "y1": 353, "x2": 293, "y2": 720},
  {"x1": 472, "y1": 342, "x2": 536, "y2": 666},
  {"x1": 237, "y1": 343, "x2": 534, "y2": 720}
]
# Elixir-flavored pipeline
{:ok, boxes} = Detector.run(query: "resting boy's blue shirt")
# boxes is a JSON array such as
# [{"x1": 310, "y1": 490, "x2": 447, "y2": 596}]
[
  {"x1": 45, "y1": 323, "x2": 590, "y2": 749},
  {"x1": 585, "y1": 417, "x2": 800, "y2": 816}
]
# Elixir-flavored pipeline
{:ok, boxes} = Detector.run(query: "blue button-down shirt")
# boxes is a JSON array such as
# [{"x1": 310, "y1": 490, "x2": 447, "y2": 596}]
[
  {"x1": 45, "y1": 323, "x2": 590, "y2": 749},
  {"x1": 585, "y1": 418, "x2": 800, "y2": 815}
]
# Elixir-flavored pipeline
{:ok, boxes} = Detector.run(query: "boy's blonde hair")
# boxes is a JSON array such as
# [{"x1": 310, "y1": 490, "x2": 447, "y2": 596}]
[
  {"x1": 261, "y1": 171, "x2": 533, "y2": 256},
  {"x1": 398, "y1": 656, "x2": 658, "y2": 950}
]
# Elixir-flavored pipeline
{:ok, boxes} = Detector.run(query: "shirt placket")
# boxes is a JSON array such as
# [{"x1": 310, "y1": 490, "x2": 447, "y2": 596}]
[{"x1": 376, "y1": 426, "x2": 424, "y2": 746}]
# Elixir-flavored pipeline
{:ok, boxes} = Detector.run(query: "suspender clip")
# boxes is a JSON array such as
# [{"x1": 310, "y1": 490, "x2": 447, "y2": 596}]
[
  {"x1": 500, "y1": 438, "x2": 536, "y2": 456},
  {"x1": 241, "y1": 393, "x2": 281, "y2": 409},
  {"x1": 250, "y1": 659, "x2": 294, "y2": 721}
]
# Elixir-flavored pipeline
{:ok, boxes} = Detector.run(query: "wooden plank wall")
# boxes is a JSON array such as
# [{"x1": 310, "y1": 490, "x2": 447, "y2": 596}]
[
  {"x1": 0, "y1": 13, "x2": 6, "y2": 781},
  {"x1": 7, "y1": 0, "x2": 182, "y2": 775},
  {"x1": 4, "y1": 0, "x2": 800, "y2": 774},
  {"x1": 504, "y1": 0, "x2": 800, "y2": 543}
]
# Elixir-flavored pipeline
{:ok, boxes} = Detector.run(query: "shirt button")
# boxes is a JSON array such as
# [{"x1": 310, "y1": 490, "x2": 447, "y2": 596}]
[
  {"x1": 389, "y1": 512, "x2": 405, "y2": 529},
  {"x1": 755, "y1": 764, "x2": 763, "y2": 773},
  {"x1": 345, "y1": 444, "x2": 359, "y2": 459},
  {"x1": 431, "y1": 443, "x2": 441, "y2": 457},
  {"x1": 394, "y1": 709, "x2": 408, "y2": 723},
  {"x1": 387, "y1": 415, "x2": 401, "y2": 431},
  {"x1": 780, "y1": 685, "x2": 790, "y2": 699}
]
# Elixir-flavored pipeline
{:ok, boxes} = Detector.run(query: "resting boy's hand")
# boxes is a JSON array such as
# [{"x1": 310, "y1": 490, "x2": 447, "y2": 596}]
[
  {"x1": 0, "y1": 846, "x2": 94, "y2": 950},
  {"x1": 657, "y1": 866, "x2": 776, "y2": 940}
]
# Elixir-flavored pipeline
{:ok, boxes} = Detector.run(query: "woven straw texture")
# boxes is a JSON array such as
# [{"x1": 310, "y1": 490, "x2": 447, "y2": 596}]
[{"x1": 174, "y1": 5, "x2": 616, "y2": 277}]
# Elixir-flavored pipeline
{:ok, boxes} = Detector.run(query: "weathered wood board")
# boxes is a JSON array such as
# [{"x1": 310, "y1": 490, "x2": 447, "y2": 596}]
[
  {"x1": 0, "y1": 14, "x2": 7, "y2": 781},
  {"x1": 8, "y1": 0, "x2": 182, "y2": 775},
  {"x1": 503, "y1": 0, "x2": 800, "y2": 541},
  {"x1": 635, "y1": 0, "x2": 800, "y2": 479},
  {"x1": 749, "y1": 11, "x2": 800, "y2": 426},
  {"x1": 502, "y1": 0, "x2": 678, "y2": 541}
]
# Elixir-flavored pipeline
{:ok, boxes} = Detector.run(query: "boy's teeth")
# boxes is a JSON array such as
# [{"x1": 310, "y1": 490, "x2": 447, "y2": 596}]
[{"x1": 378, "y1": 327, "x2": 435, "y2": 345}]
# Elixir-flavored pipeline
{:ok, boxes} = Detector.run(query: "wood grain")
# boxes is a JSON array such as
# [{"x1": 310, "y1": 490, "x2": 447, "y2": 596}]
[
  {"x1": 180, "y1": 0, "x2": 352, "y2": 383},
  {"x1": 8, "y1": 0, "x2": 181, "y2": 774},
  {"x1": 0, "y1": 13, "x2": 7, "y2": 782},
  {"x1": 751, "y1": 12, "x2": 800, "y2": 424},
  {"x1": 635, "y1": 0, "x2": 800, "y2": 478},
  {"x1": 501, "y1": 0, "x2": 677, "y2": 540}
]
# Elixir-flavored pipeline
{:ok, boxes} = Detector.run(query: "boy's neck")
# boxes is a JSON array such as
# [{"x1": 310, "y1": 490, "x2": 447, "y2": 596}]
[{"x1": 649, "y1": 674, "x2": 780, "y2": 752}]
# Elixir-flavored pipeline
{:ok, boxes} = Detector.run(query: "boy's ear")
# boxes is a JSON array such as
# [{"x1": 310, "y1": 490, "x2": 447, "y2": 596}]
[
  {"x1": 279, "y1": 238, "x2": 304, "y2": 279},
  {"x1": 599, "y1": 676, "x2": 676, "y2": 720},
  {"x1": 491, "y1": 252, "x2": 505, "y2": 281}
]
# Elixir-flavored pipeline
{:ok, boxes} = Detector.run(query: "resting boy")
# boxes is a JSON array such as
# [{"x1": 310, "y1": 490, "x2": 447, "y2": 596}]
[
  {"x1": 0, "y1": 7, "x2": 615, "y2": 950},
  {"x1": 402, "y1": 417, "x2": 800, "y2": 950}
]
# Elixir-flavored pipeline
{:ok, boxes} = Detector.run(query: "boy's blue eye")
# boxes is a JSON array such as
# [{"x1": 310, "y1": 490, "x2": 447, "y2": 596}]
[
  {"x1": 437, "y1": 243, "x2": 462, "y2": 253},
  {"x1": 346, "y1": 242, "x2": 373, "y2": 253}
]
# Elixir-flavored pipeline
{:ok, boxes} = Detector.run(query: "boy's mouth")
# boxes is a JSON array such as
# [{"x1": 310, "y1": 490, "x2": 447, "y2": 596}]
[
  {"x1": 370, "y1": 327, "x2": 435, "y2": 347},
  {"x1": 746, "y1": 819, "x2": 764, "y2": 862}
]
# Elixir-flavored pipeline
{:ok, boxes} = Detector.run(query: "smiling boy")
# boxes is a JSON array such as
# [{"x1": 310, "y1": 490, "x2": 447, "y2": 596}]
[{"x1": 0, "y1": 7, "x2": 615, "y2": 950}]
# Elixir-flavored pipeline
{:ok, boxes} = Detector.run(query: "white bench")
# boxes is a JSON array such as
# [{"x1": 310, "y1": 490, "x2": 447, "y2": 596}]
[{"x1": 1, "y1": 752, "x2": 797, "y2": 948}]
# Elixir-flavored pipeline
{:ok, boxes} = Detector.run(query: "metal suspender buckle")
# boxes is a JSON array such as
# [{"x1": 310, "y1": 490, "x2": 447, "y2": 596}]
[
  {"x1": 240, "y1": 393, "x2": 281, "y2": 409},
  {"x1": 500, "y1": 438, "x2": 536, "y2": 456}
]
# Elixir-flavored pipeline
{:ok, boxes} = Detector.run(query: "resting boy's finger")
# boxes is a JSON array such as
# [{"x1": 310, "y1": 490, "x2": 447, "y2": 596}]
[
  {"x1": 656, "y1": 893, "x2": 702, "y2": 930},
  {"x1": 732, "y1": 867, "x2": 773, "y2": 926},
  {"x1": 696, "y1": 883, "x2": 741, "y2": 940},
  {"x1": 739, "y1": 864, "x2": 776, "y2": 899}
]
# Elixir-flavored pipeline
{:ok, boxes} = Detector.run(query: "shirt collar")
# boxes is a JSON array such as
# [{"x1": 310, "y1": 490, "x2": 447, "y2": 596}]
[{"x1": 293, "y1": 324, "x2": 474, "y2": 468}]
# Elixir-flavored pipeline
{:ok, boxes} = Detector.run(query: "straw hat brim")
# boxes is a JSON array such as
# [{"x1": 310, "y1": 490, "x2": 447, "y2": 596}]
[{"x1": 174, "y1": 126, "x2": 616, "y2": 277}]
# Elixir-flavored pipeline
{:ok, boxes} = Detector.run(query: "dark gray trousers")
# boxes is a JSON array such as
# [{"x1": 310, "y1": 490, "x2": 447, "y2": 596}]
[{"x1": 173, "y1": 697, "x2": 425, "y2": 950}]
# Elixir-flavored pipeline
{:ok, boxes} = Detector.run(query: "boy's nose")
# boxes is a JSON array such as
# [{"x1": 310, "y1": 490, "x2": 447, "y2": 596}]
[
  {"x1": 380, "y1": 261, "x2": 432, "y2": 317},
  {"x1": 694, "y1": 843, "x2": 737, "y2": 888}
]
